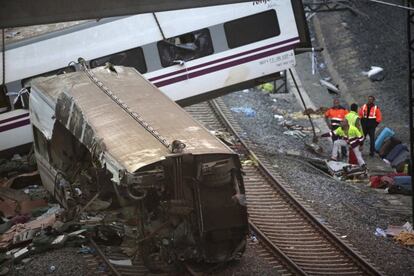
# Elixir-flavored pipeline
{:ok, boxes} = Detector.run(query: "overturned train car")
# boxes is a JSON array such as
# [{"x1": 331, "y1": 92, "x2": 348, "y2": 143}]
[{"x1": 29, "y1": 65, "x2": 248, "y2": 270}]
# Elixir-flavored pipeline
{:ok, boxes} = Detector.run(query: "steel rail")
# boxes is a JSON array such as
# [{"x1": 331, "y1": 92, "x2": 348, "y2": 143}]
[
  {"x1": 83, "y1": 97, "x2": 384, "y2": 275},
  {"x1": 203, "y1": 98, "x2": 384, "y2": 276},
  {"x1": 249, "y1": 220, "x2": 307, "y2": 275},
  {"x1": 89, "y1": 238, "x2": 122, "y2": 276}
]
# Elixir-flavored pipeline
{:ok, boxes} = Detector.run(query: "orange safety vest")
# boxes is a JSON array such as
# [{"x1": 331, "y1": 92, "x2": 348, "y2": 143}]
[
  {"x1": 359, "y1": 104, "x2": 382, "y2": 123},
  {"x1": 325, "y1": 107, "x2": 348, "y2": 127}
]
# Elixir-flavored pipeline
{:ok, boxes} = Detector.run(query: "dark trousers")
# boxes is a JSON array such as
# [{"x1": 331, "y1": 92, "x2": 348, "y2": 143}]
[{"x1": 362, "y1": 123, "x2": 376, "y2": 155}]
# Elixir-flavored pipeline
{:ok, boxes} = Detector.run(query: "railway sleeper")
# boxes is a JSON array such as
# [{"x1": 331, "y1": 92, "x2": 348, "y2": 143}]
[
  {"x1": 255, "y1": 221, "x2": 313, "y2": 228},
  {"x1": 267, "y1": 239, "x2": 329, "y2": 246}
]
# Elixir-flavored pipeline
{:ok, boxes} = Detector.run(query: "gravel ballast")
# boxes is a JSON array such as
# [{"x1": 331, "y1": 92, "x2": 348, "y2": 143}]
[{"x1": 222, "y1": 86, "x2": 414, "y2": 275}]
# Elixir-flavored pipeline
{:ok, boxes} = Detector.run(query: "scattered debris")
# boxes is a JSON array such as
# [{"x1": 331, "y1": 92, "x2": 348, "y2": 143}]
[
  {"x1": 286, "y1": 150, "x2": 301, "y2": 156},
  {"x1": 374, "y1": 227, "x2": 387, "y2": 238},
  {"x1": 303, "y1": 107, "x2": 328, "y2": 116},
  {"x1": 362, "y1": 66, "x2": 384, "y2": 81},
  {"x1": 48, "y1": 265, "x2": 57, "y2": 273},
  {"x1": 319, "y1": 79, "x2": 340, "y2": 94},
  {"x1": 78, "y1": 246, "x2": 96, "y2": 254},
  {"x1": 282, "y1": 121, "x2": 316, "y2": 133},
  {"x1": 305, "y1": 142, "x2": 323, "y2": 155},
  {"x1": 369, "y1": 173, "x2": 407, "y2": 189},
  {"x1": 5, "y1": 31, "x2": 21, "y2": 38},
  {"x1": 326, "y1": 160, "x2": 367, "y2": 180},
  {"x1": 283, "y1": 130, "x2": 307, "y2": 139},
  {"x1": 386, "y1": 222, "x2": 413, "y2": 237},
  {"x1": 241, "y1": 160, "x2": 255, "y2": 166},
  {"x1": 0, "y1": 212, "x2": 57, "y2": 249},
  {"x1": 273, "y1": 114, "x2": 284, "y2": 121},
  {"x1": 389, "y1": 176, "x2": 412, "y2": 195},
  {"x1": 210, "y1": 130, "x2": 235, "y2": 146},
  {"x1": 109, "y1": 259, "x2": 133, "y2": 266},
  {"x1": 394, "y1": 232, "x2": 414, "y2": 246},
  {"x1": 230, "y1": 107, "x2": 256, "y2": 117},
  {"x1": 250, "y1": 234, "x2": 258, "y2": 243}
]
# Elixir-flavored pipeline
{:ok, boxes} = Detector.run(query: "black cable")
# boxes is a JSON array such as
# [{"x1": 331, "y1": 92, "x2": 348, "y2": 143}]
[
  {"x1": 152, "y1": 13, "x2": 166, "y2": 40},
  {"x1": 0, "y1": 28, "x2": 10, "y2": 111},
  {"x1": 1, "y1": 29, "x2": 4, "y2": 86}
]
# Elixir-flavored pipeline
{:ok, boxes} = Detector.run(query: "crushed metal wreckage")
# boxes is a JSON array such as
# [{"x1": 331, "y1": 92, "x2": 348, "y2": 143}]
[
  {"x1": 326, "y1": 160, "x2": 367, "y2": 180},
  {"x1": 0, "y1": 64, "x2": 248, "y2": 272},
  {"x1": 286, "y1": 155, "x2": 366, "y2": 181}
]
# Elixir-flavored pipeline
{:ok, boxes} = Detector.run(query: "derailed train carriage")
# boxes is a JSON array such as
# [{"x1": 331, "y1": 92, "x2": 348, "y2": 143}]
[{"x1": 29, "y1": 64, "x2": 248, "y2": 270}]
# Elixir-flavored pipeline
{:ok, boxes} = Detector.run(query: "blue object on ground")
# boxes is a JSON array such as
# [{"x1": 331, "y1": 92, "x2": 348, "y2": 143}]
[
  {"x1": 230, "y1": 107, "x2": 256, "y2": 117},
  {"x1": 388, "y1": 176, "x2": 412, "y2": 195},
  {"x1": 375, "y1": 127, "x2": 395, "y2": 152},
  {"x1": 393, "y1": 176, "x2": 412, "y2": 192},
  {"x1": 391, "y1": 150, "x2": 409, "y2": 168},
  {"x1": 385, "y1": 144, "x2": 407, "y2": 163}
]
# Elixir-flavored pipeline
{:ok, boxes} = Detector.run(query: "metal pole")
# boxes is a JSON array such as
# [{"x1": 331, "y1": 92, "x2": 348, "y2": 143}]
[
  {"x1": 406, "y1": 0, "x2": 414, "y2": 224},
  {"x1": 289, "y1": 68, "x2": 317, "y2": 142}
]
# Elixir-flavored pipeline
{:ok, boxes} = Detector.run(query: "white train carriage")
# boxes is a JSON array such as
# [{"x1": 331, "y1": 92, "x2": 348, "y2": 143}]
[
  {"x1": 1, "y1": 0, "x2": 309, "y2": 104},
  {"x1": 29, "y1": 65, "x2": 249, "y2": 269},
  {"x1": 0, "y1": 0, "x2": 310, "y2": 156}
]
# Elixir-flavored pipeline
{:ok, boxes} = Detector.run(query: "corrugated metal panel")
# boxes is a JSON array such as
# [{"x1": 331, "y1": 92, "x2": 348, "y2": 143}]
[{"x1": 31, "y1": 67, "x2": 232, "y2": 173}]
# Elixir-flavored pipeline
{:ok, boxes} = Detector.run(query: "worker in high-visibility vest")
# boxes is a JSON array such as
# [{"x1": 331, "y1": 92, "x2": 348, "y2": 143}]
[
  {"x1": 345, "y1": 103, "x2": 363, "y2": 165},
  {"x1": 345, "y1": 103, "x2": 363, "y2": 133},
  {"x1": 359, "y1": 96, "x2": 382, "y2": 157},
  {"x1": 324, "y1": 99, "x2": 349, "y2": 130},
  {"x1": 321, "y1": 120, "x2": 366, "y2": 168}
]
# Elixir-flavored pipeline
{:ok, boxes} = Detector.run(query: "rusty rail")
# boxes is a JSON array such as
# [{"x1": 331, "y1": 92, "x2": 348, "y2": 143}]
[
  {"x1": 184, "y1": 99, "x2": 384, "y2": 276},
  {"x1": 84, "y1": 98, "x2": 384, "y2": 275}
]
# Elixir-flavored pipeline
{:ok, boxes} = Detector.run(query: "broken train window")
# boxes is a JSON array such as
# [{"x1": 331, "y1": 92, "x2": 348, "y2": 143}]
[
  {"x1": 157, "y1": 28, "x2": 214, "y2": 67},
  {"x1": 90, "y1": 47, "x2": 148, "y2": 73}
]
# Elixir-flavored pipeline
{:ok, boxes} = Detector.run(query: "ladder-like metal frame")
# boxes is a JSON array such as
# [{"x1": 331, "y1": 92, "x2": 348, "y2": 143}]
[{"x1": 303, "y1": 0, "x2": 351, "y2": 13}]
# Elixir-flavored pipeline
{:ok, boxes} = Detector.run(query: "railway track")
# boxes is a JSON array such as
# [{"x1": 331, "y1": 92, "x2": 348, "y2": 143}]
[
  {"x1": 85, "y1": 98, "x2": 384, "y2": 275},
  {"x1": 186, "y1": 99, "x2": 384, "y2": 276}
]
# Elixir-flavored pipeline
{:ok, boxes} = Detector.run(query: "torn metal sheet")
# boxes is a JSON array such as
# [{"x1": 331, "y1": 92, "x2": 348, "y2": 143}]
[
  {"x1": 29, "y1": 66, "x2": 248, "y2": 270},
  {"x1": 109, "y1": 259, "x2": 133, "y2": 266},
  {"x1": 0, "y1": 187, "x2": 48, "y2": 217},
  {"x1": 326, "y1": 160, "x2": 366, "y2": 179},
  {"x1": 1, "y1": 171, "x2": 40, "y2": 189},
  {"x1": 0, "y1": 214, "x2": 56, "y2": 249},
  {"x1": 29, "y1": 90, "x2": 56, "y2": 139},
  {"x1": 31, "y1": 67, "x2": 232, "y2": 176},
  {"x1": 386, "y1": 222, "x2": 413, "y2": 237}
]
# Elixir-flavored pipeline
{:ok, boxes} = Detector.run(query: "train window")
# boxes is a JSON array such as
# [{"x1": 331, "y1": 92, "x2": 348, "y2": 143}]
[
  {"x1": 90, "y1": 47, "x2": 147, "y2": 73},
  {"x1": 157, "y1": 29, "x2": 214, "y2": 67},
  {"x1": 224, "y1": 10, "x2": 280, "y2": 49}
]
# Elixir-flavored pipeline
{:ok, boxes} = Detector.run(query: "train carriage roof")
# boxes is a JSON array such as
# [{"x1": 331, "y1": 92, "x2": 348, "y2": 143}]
[{"x1": 31, "y1": 66, "x2": 233, "y2": 173}]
